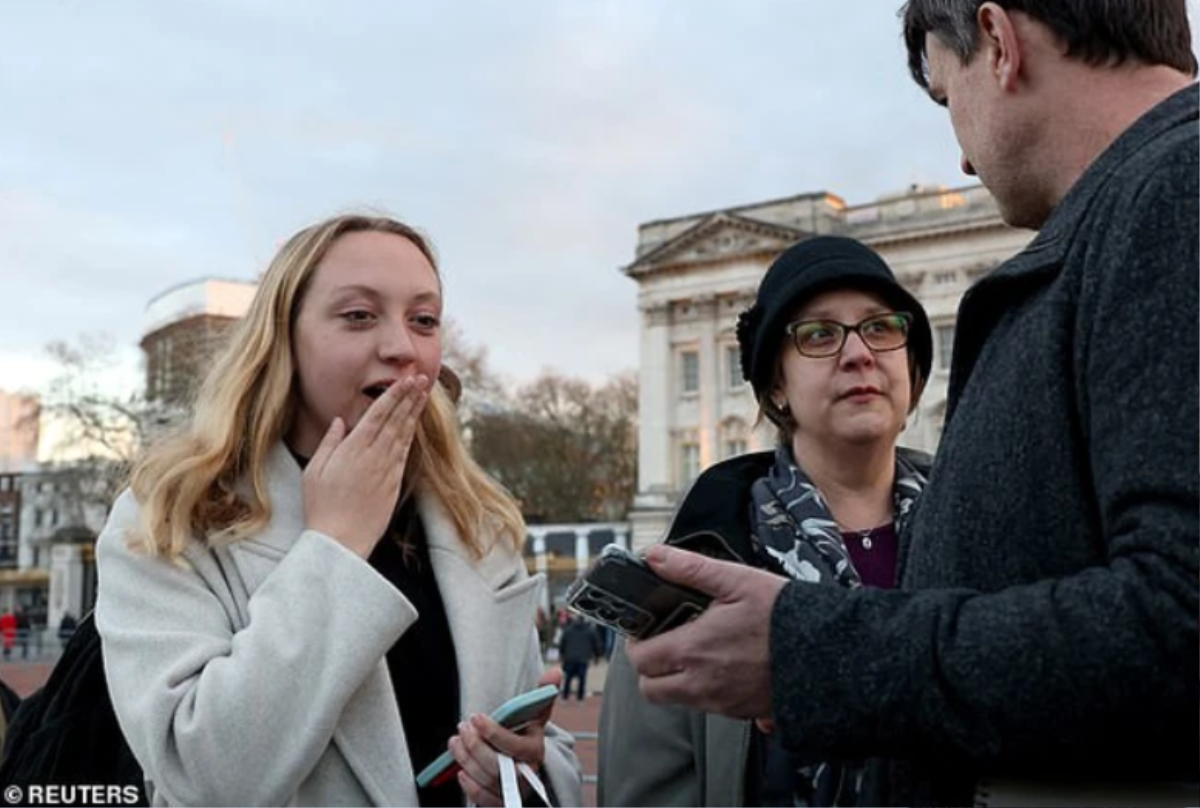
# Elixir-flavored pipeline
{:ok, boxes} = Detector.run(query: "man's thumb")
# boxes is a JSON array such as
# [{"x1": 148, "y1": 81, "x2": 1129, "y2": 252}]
[{"x1": 642, "y1": 545, "x2": 738, "y2": 599}]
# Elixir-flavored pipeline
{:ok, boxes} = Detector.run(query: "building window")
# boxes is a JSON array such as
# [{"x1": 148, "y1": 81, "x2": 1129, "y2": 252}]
[
  {"x1": 680, "y1": 350, "x2": 699, "y2": 395},
  {"x1": 680, "y1": 442, "x2": 700, "y2": 486},
  {"x1": 936, "y1": 324, "x2": 956, "y2": 371},
  {"x1": 725, "y1": 345, "x2": 744, "y2": 390},
  {"x1": 0, "y1": 519, "x2": 14, "y2": 569},
  {"x1": 160, "y1": 334, "x2": 175, "y2": 399},
  {"x1": 721, "y1": 417, "x2": 748, "y2": 458}
]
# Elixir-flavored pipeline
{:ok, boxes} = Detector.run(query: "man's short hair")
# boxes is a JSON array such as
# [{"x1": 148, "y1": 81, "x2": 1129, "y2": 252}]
[{"x1": 900, "y1": 0, "x2": 1198, "y2": 91}]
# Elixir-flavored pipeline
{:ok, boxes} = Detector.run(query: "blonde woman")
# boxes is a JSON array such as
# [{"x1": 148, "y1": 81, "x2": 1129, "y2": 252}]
[{"x1": 95, "y1": 214, "x2": 582, "y2": 807}]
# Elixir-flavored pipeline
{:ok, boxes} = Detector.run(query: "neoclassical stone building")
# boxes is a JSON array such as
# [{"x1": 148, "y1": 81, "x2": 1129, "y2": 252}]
[{"x1": 624, "y1": 183, "x2": 1035, "y2": 549}]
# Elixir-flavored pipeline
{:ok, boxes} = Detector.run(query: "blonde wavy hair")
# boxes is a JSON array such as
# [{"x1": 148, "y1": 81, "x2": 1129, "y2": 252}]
[{"x1": 129, "y1": 213, "x2": 525, "y2": 559}]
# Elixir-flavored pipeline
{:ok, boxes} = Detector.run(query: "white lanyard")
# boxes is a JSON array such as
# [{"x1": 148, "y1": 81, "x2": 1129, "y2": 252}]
[{"x1": 469, "y1": 753, "x2": 550, "y2": 808}]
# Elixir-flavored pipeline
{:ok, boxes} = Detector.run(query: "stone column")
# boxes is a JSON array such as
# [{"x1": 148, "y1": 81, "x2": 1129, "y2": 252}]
[
  {"x1": 630, "y1": 301, "x2": 676, "y2": 552},
  {"x1": 613, "y1": 526, "x2": 630, "y2": 552},
  {"x1": 528, "y1": 527, "x2": 551, "y2": 617},
  {"x1": 636, "y1": 301, "x2": 672, "y2": 500},
  {"x1": 694, "y1": 294, "x2": 719, "y2": 469},
  {"x1": 574, "y1": 529, "x2": 590, "y2": 576}
]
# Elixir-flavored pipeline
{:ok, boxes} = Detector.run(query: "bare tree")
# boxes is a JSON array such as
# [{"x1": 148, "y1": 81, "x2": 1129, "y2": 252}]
[
  {"x1": 439, "y1": 318, "x2": 512, "y2": 432},
  {"x1": 588, "y1": 371, "x2": 638, "y2": 521},
  {"x1": 441, "y1": 319, "x2": 502, "y2": 401},
  {"x1": 34, "y1": 333, "x2": 163, "y2": 514},
  {"x1": 470, "y1": 370, "x2": 638, "y2": 523}
]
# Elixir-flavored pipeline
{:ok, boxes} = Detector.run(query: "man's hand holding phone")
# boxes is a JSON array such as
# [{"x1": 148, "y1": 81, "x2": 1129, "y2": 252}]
[
  {"x1": 565, "y1": 541, "x2": 735, "y2": 639},
  {"x1": 624, "y1": 545, "x2": 786, "y2": 720}
]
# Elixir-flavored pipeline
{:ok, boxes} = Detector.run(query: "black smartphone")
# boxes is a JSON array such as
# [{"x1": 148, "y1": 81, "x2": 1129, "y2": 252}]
[{"x1": 565, "y1": 544, "x2": 714, "y2": 640}]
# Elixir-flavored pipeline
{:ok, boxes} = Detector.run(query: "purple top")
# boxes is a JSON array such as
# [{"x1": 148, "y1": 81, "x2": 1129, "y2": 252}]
[{"x1": 842, "y1": 522, "x2": 898, "y2": 589}]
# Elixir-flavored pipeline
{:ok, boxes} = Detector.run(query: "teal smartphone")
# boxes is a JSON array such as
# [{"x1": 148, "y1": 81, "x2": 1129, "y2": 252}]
[{"x1": 415, "y1": 684, "x2": 559, "y2": 789}]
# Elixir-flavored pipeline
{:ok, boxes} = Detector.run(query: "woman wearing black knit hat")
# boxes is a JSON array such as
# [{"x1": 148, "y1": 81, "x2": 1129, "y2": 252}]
[{"x1": 599, "y1": 235, "x2": 934, "y2": 807}]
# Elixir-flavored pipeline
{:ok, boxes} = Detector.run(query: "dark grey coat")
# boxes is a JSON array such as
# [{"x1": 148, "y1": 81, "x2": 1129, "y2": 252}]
[
  {"x1": 770, "y1": 85, "x2": 1199, "y2": 806},
  {"x1": 558, "y1": 619, "x2": 602, "y2": 666}
]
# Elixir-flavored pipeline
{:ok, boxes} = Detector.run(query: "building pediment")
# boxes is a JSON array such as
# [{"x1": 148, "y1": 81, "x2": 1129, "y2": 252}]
[{"x1": 624, "y1": 213, "x2": 808, "y2": 277}]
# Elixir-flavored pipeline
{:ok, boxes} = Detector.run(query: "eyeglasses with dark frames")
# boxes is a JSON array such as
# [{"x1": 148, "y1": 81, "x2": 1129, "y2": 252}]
[{"x1": 784, "y1": 312, "x2": 913, "y2": 358}]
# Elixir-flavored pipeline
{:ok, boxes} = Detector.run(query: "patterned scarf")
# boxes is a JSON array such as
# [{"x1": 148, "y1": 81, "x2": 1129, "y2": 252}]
[
  {"x1": 749, "y1": 446, "x2": 925, "y2": 587},
  {"x1": 748, "y1": 445, "x2": 927, "y2": 806}
]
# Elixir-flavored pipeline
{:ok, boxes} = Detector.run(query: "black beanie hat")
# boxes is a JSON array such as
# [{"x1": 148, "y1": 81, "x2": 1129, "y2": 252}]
[{"x1": 736, "y1": 235, "x2": 933, "y2": 399}]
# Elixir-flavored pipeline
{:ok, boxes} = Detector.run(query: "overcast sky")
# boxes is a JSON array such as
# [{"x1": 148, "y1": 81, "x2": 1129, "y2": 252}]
[{"x1": 2, "y1": 1, "x2": 1197, "y2": 397}]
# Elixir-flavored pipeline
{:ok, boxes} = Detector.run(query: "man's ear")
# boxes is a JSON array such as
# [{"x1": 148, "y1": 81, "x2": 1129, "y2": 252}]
[{"x1": 977, "y1": 2, "x2": 1023, "y2": 92}]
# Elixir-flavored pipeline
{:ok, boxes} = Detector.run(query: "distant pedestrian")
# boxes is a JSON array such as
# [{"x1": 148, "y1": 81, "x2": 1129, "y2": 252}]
[
  {"x1": 594, "y1": 623, "x2": 615, "y2": 661},
  {"x1": 535, "y1": 605, "x2": 552, "y2": 657},
  {"x1": 0, "y1": 611, "x2": 15, "y2": 660},
  {"x1": 57, "y1": 612, "x2": 78, "y2": 650},
  {"x1": 558, "y1": 616, "x2": 602, "y2": 701},
  {"x1": 14, "y1": 608, "x2": 29, "y2": 659}
]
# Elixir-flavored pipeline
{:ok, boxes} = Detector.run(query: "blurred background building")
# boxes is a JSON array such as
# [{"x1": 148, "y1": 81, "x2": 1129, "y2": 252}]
[
  {"x1": 0, "y1": 391, "x2": 39, "y2": 474},
  {"x1": 624, "y1": 182, "x2": 1034, "y2": 549},
  {"x1": 141, "y1": 278, "x2": 256, "y2": 409}
]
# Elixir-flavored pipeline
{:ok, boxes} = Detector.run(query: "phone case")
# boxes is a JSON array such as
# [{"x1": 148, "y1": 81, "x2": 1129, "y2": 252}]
[
  {"x1": 490, "y1": 684, "x2": 559, "y2": 731},
  {"x1": 565, "y1": 544, "x2": 713, "y2": 640},
  {"x1": 414, "y1": 685, "x2": 560, "y2": 789}
]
